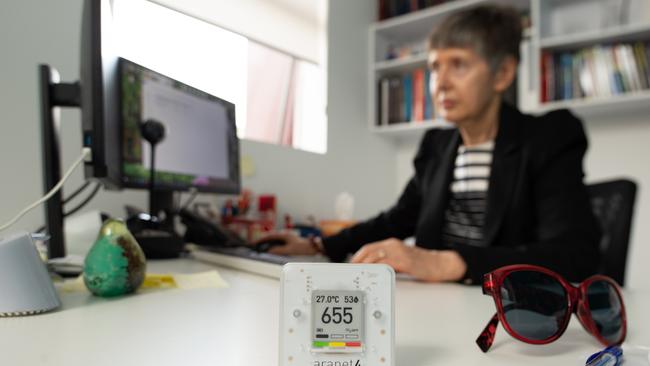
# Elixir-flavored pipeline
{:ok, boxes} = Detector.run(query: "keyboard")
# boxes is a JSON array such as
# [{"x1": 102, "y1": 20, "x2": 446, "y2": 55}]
[
  {"x1": 187, "y1": 244, "x2": 329, "y2": 279},
  {"x1": 201, "y1": 245, "x2": 292, "y2": 265}
]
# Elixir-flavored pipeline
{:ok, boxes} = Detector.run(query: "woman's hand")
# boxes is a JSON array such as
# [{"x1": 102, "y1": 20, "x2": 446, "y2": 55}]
[
  {"x1": 350, "y1": 238, "x2": 466, "y2": 282},
  {"x1": 253, "y1": 232, "x2": 319, "y2": 256}
]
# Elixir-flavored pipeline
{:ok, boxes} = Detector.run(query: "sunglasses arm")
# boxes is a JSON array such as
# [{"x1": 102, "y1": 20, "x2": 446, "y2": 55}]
[{"x1": 476, "y1": 313, "x2": 500, "y2": 352}]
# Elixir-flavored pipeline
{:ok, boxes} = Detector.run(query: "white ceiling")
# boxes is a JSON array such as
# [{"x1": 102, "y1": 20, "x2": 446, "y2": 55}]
[{"x1": 266, "y1": 0, "x2": 327, "y2": 27}]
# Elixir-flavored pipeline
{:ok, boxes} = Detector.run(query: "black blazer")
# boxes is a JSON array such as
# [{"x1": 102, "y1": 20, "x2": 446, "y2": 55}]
[{"x1": 322, "y1": 103, "x2": 601, "y2": 284}]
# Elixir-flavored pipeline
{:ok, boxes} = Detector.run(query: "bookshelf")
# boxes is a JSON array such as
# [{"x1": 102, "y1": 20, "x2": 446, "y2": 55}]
[
  {"x1": 533, "y1": 89, "x2": 650, "y2": 116},
  {"x1": 539, "y1": 22, "x2": 650, "y2": 51},
  {"x1": 369, "y1": 0, "x2": 650, "y2": 137},
  {"x1": 371, "y1": 118, "x2": 454, "y2": 139},
  {"x1": 374, "y1": 53, "x2": 428, "y2": 73}
]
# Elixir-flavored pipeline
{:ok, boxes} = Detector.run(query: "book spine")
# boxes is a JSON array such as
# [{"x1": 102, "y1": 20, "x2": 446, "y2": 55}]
[
  {"x1": 378, "y1": 0, "x2": 388, "y2": 21},
  {"x1": 633, "y1": 42, "x2": 649, "y2": 90},
  {"x1": 578, "y1": 50, "x2": 595, "y2": 98},
  {"x1": 413, "y1": 68, "x2": 424, "y2": 122},
  {"x1": 611, "y1": 45, "x2": 626, "y2": 94},
  {"x1": 540, "y1": 52, "x2": 548, "y2": 103},
  {"x1": 403, "y1": 73, "x2": 412, "y2": 122},
  {"x1": 381, "y1": 78, "x2": 389, "y2": 125},
  {"x1": 644, "y1": 42, "x2": 650, "y2": 88},
  {"x1": 587, "y1": 48, "x2": 601, "y2": 96},
  {"x1": 424, "y1": 69, "x2": 433, "y2": 119},
  {"x1": 554, "y1": 53, "x2": 562, "y2": 100},
  {"x1": 571, "y1": 52, "x2": 583, "y2": 99},
  {"x1": 389, "y1": 76, "x2": 401, "y2": 124},
  {"x1": 624, "y1": 44, "x2": 642, "y2": 91},
  {"x1": 594, "y1": 46, "x2": 612, "y2": 97},
  {"x1": 561, "y1": 53, "x2": 572, "y2": 100}
]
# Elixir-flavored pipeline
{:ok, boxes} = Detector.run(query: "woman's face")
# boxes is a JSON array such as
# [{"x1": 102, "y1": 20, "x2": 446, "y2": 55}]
[{"x1": 428, "y1": 47, "x2": 502, "y2": 124}]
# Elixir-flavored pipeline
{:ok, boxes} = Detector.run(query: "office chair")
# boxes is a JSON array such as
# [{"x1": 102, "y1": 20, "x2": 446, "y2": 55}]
[{"x1": 587, "y1": 179, "x2": 637, "y2": 286}]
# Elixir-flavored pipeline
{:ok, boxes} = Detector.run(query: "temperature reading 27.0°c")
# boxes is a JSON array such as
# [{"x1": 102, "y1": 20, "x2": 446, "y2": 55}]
[{"x1": 315, "y1": 295, "x2": 360, "y2": 304}]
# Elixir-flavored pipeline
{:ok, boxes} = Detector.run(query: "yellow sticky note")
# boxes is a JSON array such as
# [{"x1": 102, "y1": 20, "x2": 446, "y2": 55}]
[
  {"x1": 58, "y1": 270, "x2": 228, "y2": 294},
  {"x1": 240, "y1": 155, "x2": 255, "y2": 177},
  {"x1": 142, "y1": 274, "x2": 178, "y2": 289}
]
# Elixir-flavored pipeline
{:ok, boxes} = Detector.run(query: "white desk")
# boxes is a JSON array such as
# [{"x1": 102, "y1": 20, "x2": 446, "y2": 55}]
[{"x1": 1, "y1": 258, "x2": 648, "y2": 366}]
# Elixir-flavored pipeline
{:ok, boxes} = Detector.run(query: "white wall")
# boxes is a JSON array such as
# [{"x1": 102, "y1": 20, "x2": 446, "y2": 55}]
[
  {"x1": 153, "y1": 0, "x2": 323, "y2": 63},
  {"x1": 238, "y1": 0, "x2": 399, "y2": 222},
  {"x1": 0, "y1": 0, "x2": 397, "y2": 239},
  {"x1": 393, "y1": 113, "x2": 650, "y2": 290},
  {"x1": 583, "y1": 112, "x2": 650, "y2": 291}
]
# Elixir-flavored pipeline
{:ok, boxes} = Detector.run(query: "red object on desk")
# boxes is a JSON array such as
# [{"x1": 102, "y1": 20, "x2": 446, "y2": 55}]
[
  {"x1": 258, "y1": 195, "x2": 276, "y2": 212},
  {"x1": 223, "y1": 194, "x2": 278, "y2": 242}
]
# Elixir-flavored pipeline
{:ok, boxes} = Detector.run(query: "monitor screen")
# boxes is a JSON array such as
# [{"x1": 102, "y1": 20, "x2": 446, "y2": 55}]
[{"x1": 118, "y1": 58, "x2": 240, "y2": 194}]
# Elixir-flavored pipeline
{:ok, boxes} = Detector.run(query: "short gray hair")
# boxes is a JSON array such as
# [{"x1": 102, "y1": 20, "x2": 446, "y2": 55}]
[{"x1": 428, "y1": 4, "x2": 522, "y2": 72}]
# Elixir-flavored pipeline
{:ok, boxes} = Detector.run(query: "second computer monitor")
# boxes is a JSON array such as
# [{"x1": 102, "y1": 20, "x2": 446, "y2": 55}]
[{"x1": 118, "y1": 57, "x2": 240, "y2": 194}]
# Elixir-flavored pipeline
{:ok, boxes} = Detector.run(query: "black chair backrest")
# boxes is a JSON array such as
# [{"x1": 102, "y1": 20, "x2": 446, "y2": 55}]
[{"x1": 587, "y1": 179, "x2": 637, "y2": 286}]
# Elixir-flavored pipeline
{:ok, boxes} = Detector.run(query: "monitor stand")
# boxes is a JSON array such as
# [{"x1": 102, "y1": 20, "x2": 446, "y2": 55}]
[
  {"x1": 39, "y1": 64, "x2": 81, "y2": 259},
  {"x1": 126, "y1": 183, "x2": 185, "y2": 259}
]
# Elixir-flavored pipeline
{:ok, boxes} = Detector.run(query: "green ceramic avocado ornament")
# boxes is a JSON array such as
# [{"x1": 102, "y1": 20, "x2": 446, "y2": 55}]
[{"x1": 83, "y1": 219, "x2": 147, "y2": 297}]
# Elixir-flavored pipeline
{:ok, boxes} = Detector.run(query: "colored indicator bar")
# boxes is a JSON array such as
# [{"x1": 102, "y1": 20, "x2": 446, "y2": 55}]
[{"x1": 313, "y1": 341, "x2": 362, "y2": 349}]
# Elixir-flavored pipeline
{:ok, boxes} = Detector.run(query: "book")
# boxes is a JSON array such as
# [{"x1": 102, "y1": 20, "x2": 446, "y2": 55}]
[
  {"x1": 403, "y1": 73, "x2": 412, "y2": 122},
  {"x1": 571, "y1": 51, "x2": 584, "y2": 99},
  {"x1": 593, "y1": 46, "x2": 612, "y2": 97},
  {"x1": 388, "y1": 76, "x2": 402, "y2": 124},
  {"x1": 378, "y1": 78, "x2": 390, "y2": 126},
  {"x1": 633, "y1": 42, "x2": 649, "y2": 90},
  {"x1": 561, "y1": 52, "x2": 573, "y2": 100},
  {"x1": 378, "y1": 0, "x2": 388, "y2": 21},
  {"x1": 623, "y1": 44, "x2": 643, "y2": 92},
  {"x1": 578, "y1": 49, "x2": 595, "y2": 98},
  {"x1": 644, "y1": 42, "x2": 650, "y2": 87},
  {"x1": 543, "y1": 51, "x2": 557, "y2": 102},
  {"x1": 424, "y1": 69, "x2": 433, "y2": 120},
  {"x1": 611, "y1": 45, "x2": 627, "y2": 94},
  {"x1": 412, "y1": 68, "x2": 424, "y2": 122},
  {"x1": 554, "y1": 53, "x2": 562, "y2": 100}
]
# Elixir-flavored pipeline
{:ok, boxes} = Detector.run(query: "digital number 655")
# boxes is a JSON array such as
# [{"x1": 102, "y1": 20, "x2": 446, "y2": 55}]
[{"x1": 321, "y1": 307, "x2": 353, "y2": 324}]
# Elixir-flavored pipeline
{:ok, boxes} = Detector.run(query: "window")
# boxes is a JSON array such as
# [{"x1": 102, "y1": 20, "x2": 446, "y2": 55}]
[{"x1": 112, "y1": 0, "x2": 327, "y2": 154}]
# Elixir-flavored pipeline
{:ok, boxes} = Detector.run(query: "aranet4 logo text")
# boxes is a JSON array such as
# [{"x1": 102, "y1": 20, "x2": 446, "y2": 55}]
[{"x1": 313, "y1": 359, "x2": 362, "y2": 366}]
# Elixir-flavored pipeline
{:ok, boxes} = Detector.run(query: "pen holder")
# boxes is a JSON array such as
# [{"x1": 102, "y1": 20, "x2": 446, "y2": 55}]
[{"x1": 83, "y1": 219, "x2": 146, "y2": 297}]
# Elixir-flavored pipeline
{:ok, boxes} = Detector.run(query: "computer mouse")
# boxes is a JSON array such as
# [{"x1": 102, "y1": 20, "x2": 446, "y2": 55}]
[{"x1": 255, "y1": 239, "x2": 286, "y2": 253}]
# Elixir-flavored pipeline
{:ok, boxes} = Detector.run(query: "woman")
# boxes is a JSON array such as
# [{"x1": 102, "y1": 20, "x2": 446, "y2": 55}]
[{"x1": 257, "y1": 4, "x2": 601, "y2": 284}]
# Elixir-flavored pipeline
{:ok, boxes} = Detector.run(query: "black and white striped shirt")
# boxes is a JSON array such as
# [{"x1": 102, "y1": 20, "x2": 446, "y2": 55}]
[{"x1": 441, "y1": 140, "x2": 494, "y2": 247}]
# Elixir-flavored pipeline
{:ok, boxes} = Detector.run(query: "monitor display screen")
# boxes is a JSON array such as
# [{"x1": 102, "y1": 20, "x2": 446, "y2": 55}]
[{"x1": 119, "y1": 58, "x2": 240, "y2": 193}]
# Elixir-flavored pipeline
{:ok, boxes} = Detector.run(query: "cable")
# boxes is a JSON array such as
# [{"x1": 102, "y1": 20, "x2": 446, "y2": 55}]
[
  {"x1": 0, "y1": 147, "x2": 92, "y2": 232},
  {"x1": 63, "y1": 182, "x2": 101, "y2": 217},
  {"x1": 180, "y1": 188, "x2": 199, "y2": 211},
  {"x1": 63, "y1": 181, "x2": 92, "y2": 204},
  {"x1": 33, "y1": 180, "x2": 99, "y2": 233},
  {"x1": 34, "y1": 180, "x2": 99, "y2": 232},
  {"x1": 35, "y1": 181, "x2": 94, "y2": 233}
]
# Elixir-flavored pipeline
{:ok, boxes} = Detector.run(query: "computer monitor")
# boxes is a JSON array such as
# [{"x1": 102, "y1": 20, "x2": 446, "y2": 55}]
[
  {"x1": 117, "y1": 58, "x2": 240, "y2": 215},
  {"x1": 39, "y1": 0, "x2": 240, "y2": 258},
  {"x1": 40, "y1": 0, "x2": 119, "y2": 258},
  {"x1": 79, "y1": 0, "x2": 121, "y2": 188}
]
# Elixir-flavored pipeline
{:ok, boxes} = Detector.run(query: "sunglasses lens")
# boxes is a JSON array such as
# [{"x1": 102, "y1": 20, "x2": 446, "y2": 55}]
[
  {"x1": 500, "y1": 271, "x2": 568, "y2": 341},
  {"x1": 586, "y1": 280, "x2": 624, "y2": 344}
]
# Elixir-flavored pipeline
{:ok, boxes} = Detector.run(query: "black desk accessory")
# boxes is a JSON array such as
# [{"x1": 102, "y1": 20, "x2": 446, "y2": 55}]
[{"x1": 127, "y1": 119, "x2": 184, "y2": 259}]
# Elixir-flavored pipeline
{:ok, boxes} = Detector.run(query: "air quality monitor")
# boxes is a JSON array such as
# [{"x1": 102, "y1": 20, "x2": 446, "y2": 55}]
[{"x1": 280, "y1": 263, "x2": 394, "y2": 366}]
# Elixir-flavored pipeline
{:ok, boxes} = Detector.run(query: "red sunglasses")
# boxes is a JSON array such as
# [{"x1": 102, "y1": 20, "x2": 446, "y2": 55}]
[{"x1": 476, "y1": 265, "x2": 627, "y2": 352}]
